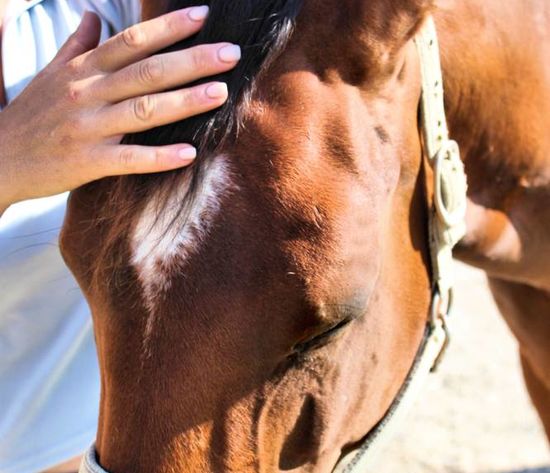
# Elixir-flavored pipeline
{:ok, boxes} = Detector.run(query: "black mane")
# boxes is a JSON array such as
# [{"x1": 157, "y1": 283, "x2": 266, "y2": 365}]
[
  {"x1": 103, "y1": 0, "x2": 305, "y2": 238},
  {"x1": 124, "y1": 0, "x2": 304, "y2": 155},
  {"x1": 94, "y1": 0, "x2": 307, "y2": 284}
]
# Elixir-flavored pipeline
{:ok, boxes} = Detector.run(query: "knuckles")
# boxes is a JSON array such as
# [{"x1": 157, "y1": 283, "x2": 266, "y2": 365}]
[
  {"x1": 132, "y1": 95, "x2": 156, "y2": 122},
  {"x1": 138, "y1": 57, "x2": 165, "y2": 86},
  {"x1": 64, "y1": 56, "x2": 84, "y2": 76},
  {"x1": 64, "y1": 82, "x2": 85, "y2": 104},
  {"x1": 118, "y1": 147, "x2": 137, "y2": 169},
  {"x1": 178, "y1": 85, "x2": 209, "y2": 110},
  {"x1": 189, "y1": 44, "x2": 232, "y2": 74},
  {"x1": 163, "y1": 13, "x2": 184, "y2": 37},
  {"x1": 120, "y1": 25, "x2": 147, "y2": 50},
  {"x1": 59, "y1": 60, "x2": 94, "y2": 106},
  {"x1": 189, "y1": 46, "x2": 211, "y2": 72}
]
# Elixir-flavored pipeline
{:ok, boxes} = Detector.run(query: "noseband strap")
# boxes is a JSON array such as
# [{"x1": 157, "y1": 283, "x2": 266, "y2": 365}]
[
  {"x1": 79, "y1": 15, "x2": 467, "y2": 473},
  {"x1": 332, "y1": 15, "x2": 467, "y2": 473},
  {"x1": 80, "y1": 446, "x2": 107, "y2": 473}
]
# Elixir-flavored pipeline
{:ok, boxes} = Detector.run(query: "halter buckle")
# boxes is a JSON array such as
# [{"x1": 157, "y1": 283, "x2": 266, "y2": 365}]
[{"x1": 433, "y1": 139, "x2": 468, "y2": 229}]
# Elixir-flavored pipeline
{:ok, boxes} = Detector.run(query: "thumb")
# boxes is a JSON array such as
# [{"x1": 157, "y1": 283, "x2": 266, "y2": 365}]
[{"x1": 52, "y1": 11, "x2": 101, "y2": 65}]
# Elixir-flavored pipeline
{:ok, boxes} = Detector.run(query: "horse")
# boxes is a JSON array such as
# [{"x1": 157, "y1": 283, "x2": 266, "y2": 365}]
[{"x1": 60, "y1": 0, "x2": 550, "y2": 471}]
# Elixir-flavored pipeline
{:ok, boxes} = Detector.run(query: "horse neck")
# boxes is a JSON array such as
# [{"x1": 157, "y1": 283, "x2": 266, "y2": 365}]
[{"x1": 436, "y1": 0, "x2": 550, "y2": 285}]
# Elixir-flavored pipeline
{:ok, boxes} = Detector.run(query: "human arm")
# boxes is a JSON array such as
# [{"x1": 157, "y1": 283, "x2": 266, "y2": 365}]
[{"x1": 0, "y1": 6, "x2": 240, "y2": 211}]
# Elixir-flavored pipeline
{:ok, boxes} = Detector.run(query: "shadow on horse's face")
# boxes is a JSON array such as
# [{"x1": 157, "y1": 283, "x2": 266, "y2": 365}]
[{"x1": 62, "y1": 1, "x2": 434, "y2": 471}]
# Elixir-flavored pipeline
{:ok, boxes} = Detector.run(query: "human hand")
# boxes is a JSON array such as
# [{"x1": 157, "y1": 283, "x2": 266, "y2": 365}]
[{"x1": 0, "y1": 6, "x2": 240, "y2": 210}]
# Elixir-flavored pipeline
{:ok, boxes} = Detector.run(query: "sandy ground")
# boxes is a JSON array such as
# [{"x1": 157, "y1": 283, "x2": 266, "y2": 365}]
[{"x1": 372, "y1": 263, "x2": 550, "y2": 473}]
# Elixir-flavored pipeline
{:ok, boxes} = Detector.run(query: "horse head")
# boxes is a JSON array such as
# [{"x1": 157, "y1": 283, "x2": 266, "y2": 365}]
[{"x1": 62, "y1": 0, "x2": 435, "y2": 471}]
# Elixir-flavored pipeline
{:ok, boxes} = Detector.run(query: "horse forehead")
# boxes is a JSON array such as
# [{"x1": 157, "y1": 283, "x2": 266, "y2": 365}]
[{"x1": 130, "y1": 155, "x2": 234, "y2": 312}]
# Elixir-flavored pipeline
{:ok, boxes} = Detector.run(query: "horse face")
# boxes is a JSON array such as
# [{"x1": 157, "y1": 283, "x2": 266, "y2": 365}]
[{"x1": 62, "y1": 1, "x2": 433, "y2": 471}]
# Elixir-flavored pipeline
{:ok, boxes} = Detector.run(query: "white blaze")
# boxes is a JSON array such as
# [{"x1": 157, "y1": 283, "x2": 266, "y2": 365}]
[{"x1": 131, "y1": 155, "x2": 233, "y2": 325}]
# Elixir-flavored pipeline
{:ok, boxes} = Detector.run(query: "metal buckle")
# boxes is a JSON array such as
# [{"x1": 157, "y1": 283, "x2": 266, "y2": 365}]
[{"x1": 433, "y1": 139, "x2": 468, "y2": 228}]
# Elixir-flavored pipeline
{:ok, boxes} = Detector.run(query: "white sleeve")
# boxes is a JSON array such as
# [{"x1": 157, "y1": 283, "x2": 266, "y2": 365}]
[
  {"x1": 77, "y1": 0, "x2": 141, "y2": 33},
  {"x1": 106, "y1": 0, "x2": 142, "y2": 30}
]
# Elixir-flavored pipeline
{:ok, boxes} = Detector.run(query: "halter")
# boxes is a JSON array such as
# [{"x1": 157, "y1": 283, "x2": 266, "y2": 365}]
[
  {"x1": 79, "y1": 15, "x2": 467, "y2": 473},
  {"x1": 332, "y1": 15, "x2": 468, "y2": 473}
]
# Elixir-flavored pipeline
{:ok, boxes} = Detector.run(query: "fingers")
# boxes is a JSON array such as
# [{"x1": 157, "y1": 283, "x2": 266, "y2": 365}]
[
  {"x1": 97, "y1": 144, "x2": 197, "y2": 178},
  {"x1": 91, "y1": 6, "x2": 210, "y2": 72},
  {"x1": 95, "y1": 43, "x2": 241, "y2": 102},
  {"x1": 51, "y1": 11, "x2": 102, "y2": 65},
  {"x1": 98, "y1": 82, "x2": 229, "y2": 136}
]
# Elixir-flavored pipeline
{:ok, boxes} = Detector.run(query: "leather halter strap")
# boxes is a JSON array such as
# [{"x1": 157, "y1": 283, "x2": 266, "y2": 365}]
[
  {"x1": 332, "y1": 16, "x2": 468, "y2": 473},
  {"x1": 79, "y1": 15, "x2": 468, "y2": 473}
]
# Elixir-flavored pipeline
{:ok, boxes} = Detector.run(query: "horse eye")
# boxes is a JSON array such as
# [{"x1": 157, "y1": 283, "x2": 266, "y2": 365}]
[{"x1": 290, "y1": 317, "x2": 353, "y2": 356}]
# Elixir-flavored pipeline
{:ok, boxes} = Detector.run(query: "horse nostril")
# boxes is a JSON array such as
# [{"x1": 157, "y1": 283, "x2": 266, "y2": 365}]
[{"x1": 279, "y1": 394, "x2": 322, "y2": 469}]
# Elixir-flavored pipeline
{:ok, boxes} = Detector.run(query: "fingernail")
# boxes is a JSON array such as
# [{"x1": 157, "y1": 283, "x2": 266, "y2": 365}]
[
  {"x1": 218, "y1": 45, "x2": 241, "y2": 63},
  {"x1": 206, "y1": 82, "x2": 228, "y2": 99},
  {"x1": 178, "y1": 146, "x2": 197, "y2": 161},
  {"x1": 188, "y1": 5, "x2": 209, "y2": 22}
]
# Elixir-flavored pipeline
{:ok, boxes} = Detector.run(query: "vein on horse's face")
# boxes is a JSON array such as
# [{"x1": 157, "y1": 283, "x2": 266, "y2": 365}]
[{"x1": 130, "y1": 155, "x2": 234, "y2": 336}]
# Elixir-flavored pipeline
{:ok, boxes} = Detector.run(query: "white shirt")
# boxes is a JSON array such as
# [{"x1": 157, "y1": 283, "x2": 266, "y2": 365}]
[{"x1": 0, "y1": 2, "x2": 140, "y2": 472}]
